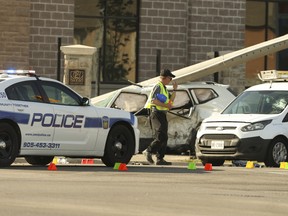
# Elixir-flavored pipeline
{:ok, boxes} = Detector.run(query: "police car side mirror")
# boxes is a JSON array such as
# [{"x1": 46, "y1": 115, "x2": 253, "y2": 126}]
[{"x1": 81, "y1": 97, "x2": 90, "y2": 106}]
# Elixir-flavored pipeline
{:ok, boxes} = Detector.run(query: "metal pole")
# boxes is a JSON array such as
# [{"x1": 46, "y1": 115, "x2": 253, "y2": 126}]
[
  {"x1": 156, "y1": 49, "x2": 161, "y2": 76},
  {"x1": 57, "y1": 37, "x2": 62, "y2": 81},
  {"x1": 97, "y1": 48, "x2": 102, "y2": 96},
  {"x1": 214, "y1": 51, "x2": 219, "y2": 83}
]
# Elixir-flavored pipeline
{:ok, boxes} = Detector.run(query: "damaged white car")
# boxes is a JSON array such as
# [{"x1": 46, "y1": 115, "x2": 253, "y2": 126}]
[{"x1": 91, "y1": 82, "x2": 236, "y2": 154}]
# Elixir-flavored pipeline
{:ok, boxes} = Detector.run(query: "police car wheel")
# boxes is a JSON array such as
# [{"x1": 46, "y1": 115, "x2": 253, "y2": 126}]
[
  {"x1": 24, "y1": 156, "x2": 54, "y2": 166},
  {"x1": 265, "y1": 138, "x2": 288, "y2": 167},
  {"x1": 101, "y1": 125, "x2": 135, "y2": 167},
  {"x1": 0, "y1": 123, "x2": 19, "y2": 167}
]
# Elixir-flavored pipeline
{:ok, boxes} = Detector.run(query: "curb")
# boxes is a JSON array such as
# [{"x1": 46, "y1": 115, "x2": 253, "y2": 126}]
[{"x1": 14, "y1": 154, "x2": 193, "y2": 166}]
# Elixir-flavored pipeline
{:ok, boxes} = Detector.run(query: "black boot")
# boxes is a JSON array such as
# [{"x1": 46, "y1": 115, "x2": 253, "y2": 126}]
[
  {"x1": 155, "y1": 159, "x2": 172, "y2": 165},
  {"x1": 143, "y1": 150, "x2": 154, "y2": 164}
]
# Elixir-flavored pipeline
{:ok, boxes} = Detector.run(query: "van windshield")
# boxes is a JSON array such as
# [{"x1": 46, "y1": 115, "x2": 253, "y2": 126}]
[{"x1": 222, "y1": 91, "x2": 288, "y2": 114}]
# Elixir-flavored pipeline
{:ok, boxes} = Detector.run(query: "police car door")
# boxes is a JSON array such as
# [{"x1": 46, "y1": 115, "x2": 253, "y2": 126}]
[
  {"x1": 5, "y1": 81, "x2": 54, "y2": 151},
  {"x1": 39, "y1": 81, "x2": 98, "y2": 154}
]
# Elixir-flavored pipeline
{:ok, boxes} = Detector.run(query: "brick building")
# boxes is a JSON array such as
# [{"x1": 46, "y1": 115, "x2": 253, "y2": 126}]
[
  {"x1": 0, "y1": 0, "x2": 287, "y2": 95},
  {"x1": 139, "y1": 0, "x2": 245, "y2": 81},
  {"x1": 0, "y1": 0, "x2": 74, "y2": 77}
]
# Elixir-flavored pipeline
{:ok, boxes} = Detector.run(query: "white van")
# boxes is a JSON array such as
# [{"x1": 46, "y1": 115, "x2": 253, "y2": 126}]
[{"x1": 196, "y1": 70, "x2": 288, "y2": 167}]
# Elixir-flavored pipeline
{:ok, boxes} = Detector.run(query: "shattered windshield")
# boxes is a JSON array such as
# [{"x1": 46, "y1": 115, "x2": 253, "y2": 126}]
[
  {"x1": 223, "y1": 91, "x2": 288, "y2": 114},
  {"x1": 192, "y1": 88, "x2": 218, "y2": 104},
  {"x1": 112, "y1": 92, "x2": 147, "y2": 112},
  {"x1": 92, "y1": 92, "x2": 115, "y2": 107}
]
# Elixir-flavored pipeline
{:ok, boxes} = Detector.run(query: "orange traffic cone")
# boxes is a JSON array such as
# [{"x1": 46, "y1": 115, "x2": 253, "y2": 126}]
[
  {"x1": 81, "y1": 159, "x2": 88, "y2": 164},
  {"x1": 118, "y1": 163, "x2": 128, "y2": 171},
  {"x1": 87, "y1": 159, "x2": 94, "y2": 164},
  {"x1": 204, "y1": 163, "x2": 212, "y2": 171},
  {"x1": 48, "y1": 163, "x2": 57, "y2": 171}
]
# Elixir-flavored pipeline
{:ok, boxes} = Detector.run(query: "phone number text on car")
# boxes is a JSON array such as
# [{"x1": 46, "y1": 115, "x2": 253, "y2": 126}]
[{"x1": 23, "y1": 142, "x2": 60, "y2": 149}]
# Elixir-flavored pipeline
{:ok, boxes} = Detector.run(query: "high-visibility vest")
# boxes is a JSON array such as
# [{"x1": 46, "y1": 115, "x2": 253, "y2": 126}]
[{"x1": 145, "y1": 82, "x2": 169, "y2": 111}]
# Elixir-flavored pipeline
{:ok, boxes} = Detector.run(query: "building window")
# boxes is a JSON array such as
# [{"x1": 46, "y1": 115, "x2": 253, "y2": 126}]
[
  {"x1": 74, "y1": 0, "x2": 139, "y2": 84},
  {"x1": 246, "y1": 0, "x2": 288, "y2": 86}
]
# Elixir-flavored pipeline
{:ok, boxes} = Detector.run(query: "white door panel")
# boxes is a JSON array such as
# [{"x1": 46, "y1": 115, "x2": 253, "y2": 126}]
[
  {"x1": 51, "y1": 105, "x2": 99, "y2": 151},
  {"x1": 12, "y1": 101, "x2": 54, "y2": 150}
]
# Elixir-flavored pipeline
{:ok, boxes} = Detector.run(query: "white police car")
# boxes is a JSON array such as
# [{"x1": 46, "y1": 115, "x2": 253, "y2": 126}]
[
  {"x1": 196, "y1": 70, "x2": 288, "y2": 167},
  {"x1": 0, "y1": 70, "x2": 139, "y2": 167}
]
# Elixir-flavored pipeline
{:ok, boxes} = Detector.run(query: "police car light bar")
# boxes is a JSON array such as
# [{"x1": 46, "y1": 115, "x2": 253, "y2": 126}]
[
  {"x1": 0, "y1": 70, "x2": 36, "y2": 75},
  {"x1": 258, "y1": 70, "x2": 288, "y2": 81}
]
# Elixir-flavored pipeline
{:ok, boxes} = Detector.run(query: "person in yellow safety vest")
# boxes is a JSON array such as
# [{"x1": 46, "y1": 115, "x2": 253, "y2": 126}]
[{"x1": 143, "y1": 69, "x2": 178, "y2": 165}]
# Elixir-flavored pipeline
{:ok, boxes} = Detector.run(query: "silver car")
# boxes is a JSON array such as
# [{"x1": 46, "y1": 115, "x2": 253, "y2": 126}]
[{"x1": 92, "y1": 81, "x2": 236, "y2": 154}]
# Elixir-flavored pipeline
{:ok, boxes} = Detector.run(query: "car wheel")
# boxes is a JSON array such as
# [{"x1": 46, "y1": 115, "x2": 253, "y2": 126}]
[
  {"x1": 25, "y1": 156, "x2": 54, "y2": 166},
  {"x1": 265, "y1": 138, "x2": 288, "y2": 167},
  {"x1": 0, "y1": 123, "x2": 19, "y2": 167},
  {"x1": 101, "y1": 125, "x2": 135, "y2": 167},
  {"x1": 201, "y1": 159, "x2": 225, "y2": 166}
]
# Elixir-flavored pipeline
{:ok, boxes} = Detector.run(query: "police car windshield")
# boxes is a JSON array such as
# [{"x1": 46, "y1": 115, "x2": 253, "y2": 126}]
[{"x1": 222, "y1": 91, "x2": 288, "y2": 114}]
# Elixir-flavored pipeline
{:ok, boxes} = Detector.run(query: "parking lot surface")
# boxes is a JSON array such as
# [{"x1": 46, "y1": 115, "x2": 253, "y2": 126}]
[{"x1": 1, "y1": 155, "x2": 287, "y2": 216}]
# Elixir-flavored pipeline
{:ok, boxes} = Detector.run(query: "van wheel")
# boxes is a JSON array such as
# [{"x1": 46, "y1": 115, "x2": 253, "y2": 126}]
[
  {"x1": 0, "y1": 123, "x2": 19, "y2": 167},
  {"x1": 201, "y1": 159, "x2": 225, "y2": 166},
  {"x1": 25, "y1": 156, "x2": 54, "y2": 166},
  {"x1": 101, "y1": 125, "x2": 135, "y2": 167},
  {"x1": 265, "y1": 138, "x2": 288, "y2": 167}
]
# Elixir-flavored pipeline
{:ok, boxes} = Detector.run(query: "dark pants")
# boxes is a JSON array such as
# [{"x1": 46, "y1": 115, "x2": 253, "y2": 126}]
[{"x1": 147, "y1": 110, "x2": 168, "y2": 160}]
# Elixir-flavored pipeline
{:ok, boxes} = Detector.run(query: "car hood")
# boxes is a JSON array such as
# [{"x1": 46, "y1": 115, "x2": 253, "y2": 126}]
[{"x1": 203, "y1": 113, "x2": 277, "y2": 123}]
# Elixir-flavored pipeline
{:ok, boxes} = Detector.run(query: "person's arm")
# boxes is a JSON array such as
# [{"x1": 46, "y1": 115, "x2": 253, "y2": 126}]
[
  {"x1": 152, "y1": 98, "x2": 172, "y2": 109},
  {"x1": 169, "y1": 81, "x2": 178, "y2": 102}
]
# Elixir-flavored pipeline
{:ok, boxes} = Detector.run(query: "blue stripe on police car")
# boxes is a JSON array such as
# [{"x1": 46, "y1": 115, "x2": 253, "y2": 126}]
[{"x1": 0, "y1": 110, "x2": 30, "y2": 124}]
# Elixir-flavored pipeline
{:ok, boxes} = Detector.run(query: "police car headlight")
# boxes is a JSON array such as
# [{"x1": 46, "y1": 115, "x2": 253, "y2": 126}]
[{"x1": 241, "y1": 120, "x2": 272, "y2": 132}]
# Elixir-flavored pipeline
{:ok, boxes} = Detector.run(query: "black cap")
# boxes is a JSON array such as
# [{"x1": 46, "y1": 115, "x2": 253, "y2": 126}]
[{"x1": 160, "y1": 69, "x2": 175, "y2": 78}]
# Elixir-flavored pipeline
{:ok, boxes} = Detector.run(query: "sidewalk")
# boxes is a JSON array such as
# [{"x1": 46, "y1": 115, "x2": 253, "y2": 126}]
[
  {"x1": 15, "y1": 155, "x2": 258, "y2": 167},
  {"x1": 14, "y1": 154, "x2": 194, "y2": 166},
  {"x1": 131, "y1": 154, "x2": 193, "y2": 165}
]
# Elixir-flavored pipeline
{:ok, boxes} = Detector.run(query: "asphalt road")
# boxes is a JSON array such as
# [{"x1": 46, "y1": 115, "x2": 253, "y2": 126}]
[{"x1": 1, "y1": 156, "x2": 288, "y2": 216}]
